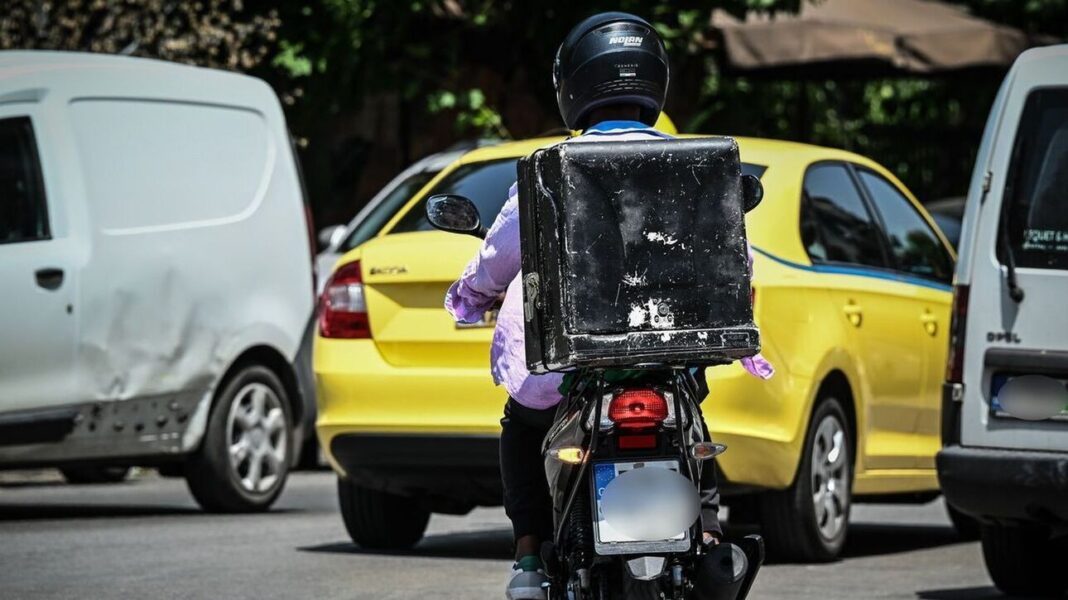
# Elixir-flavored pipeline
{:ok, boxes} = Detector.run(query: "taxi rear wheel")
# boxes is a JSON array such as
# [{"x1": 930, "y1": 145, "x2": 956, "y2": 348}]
[
  {"x1": 759, "y1": 396, "x2": 852, "y2": 562},
  {"x1": 337, "y1": 477, "x2": 430, "y2": 550}
]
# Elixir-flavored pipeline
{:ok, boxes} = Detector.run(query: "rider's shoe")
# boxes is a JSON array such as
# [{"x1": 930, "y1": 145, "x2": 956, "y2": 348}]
[{"x1": 506, "y1": 556, "x2": 548, "y2": 600}]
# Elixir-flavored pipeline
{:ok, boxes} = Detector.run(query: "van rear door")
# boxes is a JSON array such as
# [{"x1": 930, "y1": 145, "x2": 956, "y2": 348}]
[{"x1": 960, "y1": 48, "x2": 1068, "y2": 452}]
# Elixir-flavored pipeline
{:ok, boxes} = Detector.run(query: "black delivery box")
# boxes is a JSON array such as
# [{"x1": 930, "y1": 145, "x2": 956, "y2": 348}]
[{"x1": 517, "y1": 137, "x2": 760, "y2": 372}]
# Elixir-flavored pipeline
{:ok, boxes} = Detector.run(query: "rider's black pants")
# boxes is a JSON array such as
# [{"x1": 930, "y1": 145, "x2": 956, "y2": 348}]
[
  {"x1": 500, "y1": 398, "x2": 557, "y2": 544},
  {"x1": 500, "y1": 395, "x2": 722, "y2": 549}
]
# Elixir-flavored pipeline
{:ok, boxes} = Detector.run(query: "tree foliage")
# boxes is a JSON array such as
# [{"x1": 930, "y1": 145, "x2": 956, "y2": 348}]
[
  {"x1": 0, "y1": 0, "x2": 279, "y2": 70},
  {"x1": 1, "y1": 0, "x2": 1064, "y2": 212}
]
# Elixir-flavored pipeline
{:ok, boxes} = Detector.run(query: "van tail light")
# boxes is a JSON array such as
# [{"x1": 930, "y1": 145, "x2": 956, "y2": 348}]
[
  {"x1": 608, "y1": 389, "x2": 668, "y2": 430},
  {"x1": 945, "y1": 284, "x2": 970, "y2": 384},
  {"x1": 319, "y1": 261, "x2": 371, "y2": 339}
]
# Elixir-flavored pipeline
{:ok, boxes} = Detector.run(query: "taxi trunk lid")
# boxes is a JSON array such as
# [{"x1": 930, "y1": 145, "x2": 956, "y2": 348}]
[{"x1": 359, "y1": 231, "x2": 495, "y2": 368}]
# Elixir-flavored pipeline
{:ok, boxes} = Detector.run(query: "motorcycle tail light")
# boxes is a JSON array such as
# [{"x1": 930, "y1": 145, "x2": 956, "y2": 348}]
[
  {"x1": 617, "y1": 434, "x2": 657, "y2": 450},
  {"x1": 608, "y1": 389, "x2": 669, "y2": 430}
]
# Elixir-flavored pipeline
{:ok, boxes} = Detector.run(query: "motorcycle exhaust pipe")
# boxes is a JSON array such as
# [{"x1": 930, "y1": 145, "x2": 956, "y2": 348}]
[{"x1": 692, "y1": 543, "x2": 747, "y2": 600}]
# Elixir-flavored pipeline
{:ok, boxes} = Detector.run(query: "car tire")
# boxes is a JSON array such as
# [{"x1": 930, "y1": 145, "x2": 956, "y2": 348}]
[
  {"x1": 981, "y1": 523, "x2": 1068, "y2": 597},
  {"x1": 760, "y1": 396, "x2": 852, "y2": 562},
  {"x1": 60, "y1": 466, "x2": 130, "y2": 484},
  {"x1": 337, "y1": 476, "x2": 430, "y2": 550},
  {"x1": 946, "y1": 502, "x2": 980, "y2": 541},
  {"x1": 185, "y1": 365, "x2": 292, "y2": 513}
]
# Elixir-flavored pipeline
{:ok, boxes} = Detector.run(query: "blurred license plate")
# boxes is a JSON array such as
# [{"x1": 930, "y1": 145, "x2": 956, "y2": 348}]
[
  {"x1": 592, "y1": 460, "x2": 684, "y2": 544},
  {"x1": 990, "y1": 373, "x2": 1068, "y2": 421}
]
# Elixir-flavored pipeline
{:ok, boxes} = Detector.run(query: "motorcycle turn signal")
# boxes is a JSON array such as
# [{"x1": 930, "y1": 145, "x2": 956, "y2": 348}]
[
  {"x1": 691, "y1": 442, "x2": 728, "y2": 461},
  {"x1": 548, "y1": 446, "x2": 584, "y2": 464}
]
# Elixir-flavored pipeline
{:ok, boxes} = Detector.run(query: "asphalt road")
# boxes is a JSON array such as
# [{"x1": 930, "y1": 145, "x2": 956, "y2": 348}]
[{"x1": 0, "y1": 470, "x2": 1015, "y2": 600}]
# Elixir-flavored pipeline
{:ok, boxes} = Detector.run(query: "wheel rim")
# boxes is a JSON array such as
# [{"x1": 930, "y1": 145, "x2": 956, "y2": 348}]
[
  {"x1": 227, "y1": 382, "x2": 287, "y2": 494},
  {"x1": 810, "y1": 412, "x2": 850, "y2": 542}
]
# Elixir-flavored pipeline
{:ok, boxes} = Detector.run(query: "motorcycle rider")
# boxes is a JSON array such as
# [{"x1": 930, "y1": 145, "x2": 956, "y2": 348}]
[{"x1": 444, "y1": 12, "x2": 773, "y2": 600}]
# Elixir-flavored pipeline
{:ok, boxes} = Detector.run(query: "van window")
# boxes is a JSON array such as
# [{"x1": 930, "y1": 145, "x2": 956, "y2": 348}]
[
  {"x1": 1002, "y1": 88, "x2": 1068, "y2": 270},
  {"x1": 800, "y1": 163, "x2": 886, "y2": 268},
  {"x1": 0, "y1": 117, "x2": 49, "y2": 244},
  {"x1": 70, "y1": 100, "x2": 270, "y2": 232},
  {"x1": 858, "y1": 169, "x2": 953, "y2": 284}
]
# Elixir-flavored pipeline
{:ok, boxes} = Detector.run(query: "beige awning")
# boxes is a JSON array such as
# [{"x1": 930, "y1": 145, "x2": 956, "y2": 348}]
[{"x1": 711, "y1": 0, "x2": 1033, "y2": 76}]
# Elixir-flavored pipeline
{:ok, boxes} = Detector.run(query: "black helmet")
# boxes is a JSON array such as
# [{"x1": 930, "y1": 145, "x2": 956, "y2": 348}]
[{"x1": 553, "y1": 12, "x2": 669, "y2": 130}]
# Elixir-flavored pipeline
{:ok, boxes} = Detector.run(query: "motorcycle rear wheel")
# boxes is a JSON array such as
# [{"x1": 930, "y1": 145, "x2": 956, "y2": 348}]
[{"x1": 594, "y1": 564, "x2": 663, "y2": 600}]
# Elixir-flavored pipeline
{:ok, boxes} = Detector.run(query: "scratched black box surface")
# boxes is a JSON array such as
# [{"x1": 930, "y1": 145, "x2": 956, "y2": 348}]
[{"x1": 517, "y1": 137, "x2": 760, "y2": 372}]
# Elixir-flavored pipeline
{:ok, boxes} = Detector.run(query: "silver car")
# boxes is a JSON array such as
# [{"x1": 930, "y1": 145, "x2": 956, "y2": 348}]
[{"x1": 315, "y1": 141, "x2": 497, "y2": 292}]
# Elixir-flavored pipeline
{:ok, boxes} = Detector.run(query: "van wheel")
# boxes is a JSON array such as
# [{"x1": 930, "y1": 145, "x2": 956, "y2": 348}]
[
  {"x1": 982, "y1": 523, "x2": 1068, "y2": 596},
  {"x1": 946, "y1": 503, "x2": 980, "y2": 540},
  {"x1": 185, "y1": 365, "x2": 292, "y2": 513},
  {"x1": 760, "y1": 396, "x2": 852, "y2": 562},
  {"x1": 337, "y1": 477, "x2": 430, "y2": 550},
  {"x1": 60, "y1": 466, "x2": 130, "y2": 484}
]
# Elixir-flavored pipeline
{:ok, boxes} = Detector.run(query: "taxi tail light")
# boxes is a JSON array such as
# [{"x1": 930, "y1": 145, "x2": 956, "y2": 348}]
[
  {"x1": 945, "y1": 284, "x2": 969, "y2": 384},
  {"x1": 608, "y1": 389, "x2": 668, "y2": 430},
  {"x1": 319, "y1": 261, "x2": 371, "y2": 339}
]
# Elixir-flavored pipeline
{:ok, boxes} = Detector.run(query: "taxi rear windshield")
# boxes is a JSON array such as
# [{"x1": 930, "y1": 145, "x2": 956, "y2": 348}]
[
  {"x1": 1001, "y1": 88, "x2": 1068, "y2": 270},
  {"x1": 389, "y1": 158, "x2": 766, "y2": 235}
]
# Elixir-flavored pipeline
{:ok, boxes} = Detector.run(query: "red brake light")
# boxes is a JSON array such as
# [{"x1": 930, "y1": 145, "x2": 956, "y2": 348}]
[
  {"x1": 608, "y1": 389, "x2": 668, "y2": 430},
  {"x1": 319, "y1": 261, "x2": 371, "y2": 339},
  {"x1": 617, "y1": 434, "x2": 658, "y2": 450},
  {"x1": 945, "y1": 284, "x2": 969, "y2": 384}
]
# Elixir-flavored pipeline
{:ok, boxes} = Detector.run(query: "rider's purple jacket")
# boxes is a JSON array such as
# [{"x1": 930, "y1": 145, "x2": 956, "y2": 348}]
[{"x1": 445, "y1": 121, "x2": 774, "y2": 410}]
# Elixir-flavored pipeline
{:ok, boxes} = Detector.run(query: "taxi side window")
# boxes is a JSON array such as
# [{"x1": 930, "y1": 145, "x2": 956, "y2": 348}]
[
  {"x1": 800, "y1": 163, "x2": 886, "y2": 268},
  {"x1": 858, "y1": 169, "x2": 953, "y2": 284},
  {"x1": 0, "y1": 117, "x2": 50, "y2": 244}
]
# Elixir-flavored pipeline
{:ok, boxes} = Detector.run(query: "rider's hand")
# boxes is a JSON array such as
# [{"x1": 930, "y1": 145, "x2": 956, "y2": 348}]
[{"x1": 702, "y1": 531, "x2": 721, "y2": 546}]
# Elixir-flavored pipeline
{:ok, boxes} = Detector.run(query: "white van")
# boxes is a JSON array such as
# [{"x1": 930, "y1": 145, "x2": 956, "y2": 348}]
[
  {"x1": 0, "y1": 51, "x2": 315, "y2": 512},
  {"x1": 937, "y1": 45, "x2": 1068, "y2": 596}
]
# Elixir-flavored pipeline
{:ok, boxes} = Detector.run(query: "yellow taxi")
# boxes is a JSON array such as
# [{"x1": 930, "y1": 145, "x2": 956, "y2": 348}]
[{"x1": 315, "y1": 131, "x2": 956, "y2": 561}]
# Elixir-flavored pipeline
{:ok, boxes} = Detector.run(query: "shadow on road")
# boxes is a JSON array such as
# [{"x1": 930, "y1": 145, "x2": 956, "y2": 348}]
[
  {"x1": 841, "y1": 523, "x2": 964, "y2": 559},
  {"x1": 300, "y1": 527, "x2": 514, "y2": 561},
  {"x1": 0, "y1": 502, "x2": 304, "y2": 521},
  {"x1": 721, "y1": 521, "x2": 967, "y2": 565},
  {"x1": 0, "y1": 503, "x2": 202, "y2": 521},
  {"x1": 303, "y1": 521, "x2": 964, "y2": 565},
  {"x1": 916, "y1": 585, "x2": 1054, "y2": 599}
]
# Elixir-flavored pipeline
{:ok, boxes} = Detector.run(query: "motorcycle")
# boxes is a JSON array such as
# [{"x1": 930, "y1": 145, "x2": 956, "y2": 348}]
[{"x1": 426, "y1": 194, "x2": 763, "y2": 600}]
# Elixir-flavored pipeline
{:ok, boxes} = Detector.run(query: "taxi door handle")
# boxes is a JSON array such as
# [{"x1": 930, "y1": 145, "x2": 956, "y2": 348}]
[
  {"x1": 920, "y1": 311, "x2": 938, "y2": 336},
  {"x1": 843, "y1": 303, "x2": 862, "y2": 327}
]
